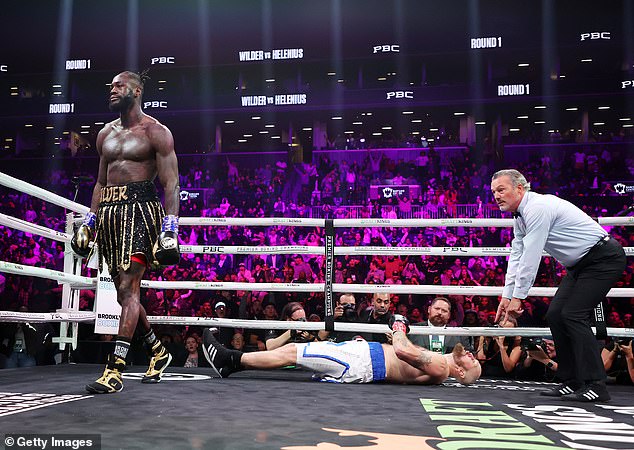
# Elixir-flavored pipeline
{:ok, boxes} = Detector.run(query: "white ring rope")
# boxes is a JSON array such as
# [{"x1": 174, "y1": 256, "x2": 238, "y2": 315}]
[
  {"x1": 2, "y1": 260, "x2": 634, "y2": 297},
  {"x1": 0, "y1": 311, "x2": 96, "y2": 323},
  {"x1": 132, "y1": 280, "x2": 633, "y2": 298},
  {"x1": 0, "y1": 260, "x2": 95, "y2": 288},
  {"x1": 0, "y1": 212, "x2": 71, "y2": 243},
  {"x1": 181, "y1": 245, "x2": 320, "y2": 255},
  {"x1": 0, "y1": 172, "x2": 89, "y2": 215},
  {"x1": 0, "y1": 311, "x2": 632, "y2": 338},
  {"x1": 598, "y1": 217, "x2": 634, "y2": 226},
  {"x1": 178, "y1": 217, "x2": 325, "y2": 227},
  {"x1": 178, "y1": 217, "x2": 517, "y2": 228},
  {"x1": 181, "y1": 244, "x2": 634, "y2": 257},
  {"x1": 179, "y1": 216, "x2": 634, "y2": 228},
  {"x1": 334, "y1": 218, "x2": 513, "y2": 228}
]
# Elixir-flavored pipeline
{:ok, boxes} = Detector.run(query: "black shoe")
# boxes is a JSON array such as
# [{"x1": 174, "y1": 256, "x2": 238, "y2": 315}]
[
  {"x1": 561, "y1": 382, "x2": 610, "y2": 403},
  {"x1": 86, "y1": 354, "x2": 125, "y2": 394},
  {"x1": 202, "y1": 328, "x2": 243, "y2": 378},
  {"x1": 540, "y1": 380, "x2": 583, "y2": 397},
  {"x1": 142, "y1": 342, "x2": 173, "y2": 384}
]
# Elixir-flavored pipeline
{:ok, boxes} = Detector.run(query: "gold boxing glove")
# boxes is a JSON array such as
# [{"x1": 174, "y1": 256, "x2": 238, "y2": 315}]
[{"x1": 71, "y1": 212, "x2": 96, "y2": 258}]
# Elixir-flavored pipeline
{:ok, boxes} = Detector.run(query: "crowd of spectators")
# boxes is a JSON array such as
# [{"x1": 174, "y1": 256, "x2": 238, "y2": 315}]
[
  {"x1": 0, "y1": 142, "x2": 633, "y2": 381},
  {"x1": 170, "y1": 143, "x2": 633, "y2": 219}
]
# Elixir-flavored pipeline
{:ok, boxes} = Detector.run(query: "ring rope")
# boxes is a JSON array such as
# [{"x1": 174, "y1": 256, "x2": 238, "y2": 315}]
[
  {"x1": 180, "y1": 245, "x2": 320, "y2": 255},
  {"x1": 135, "y1": 280, "x2": 634, "y2": 298},
  {"x1": 0, "y1": 172, "x2": 89, "y2": 215},
  {"x1": 1, "y1": 311, "x2": 632, "y2": 338},
  {"x1": 0, "y1": 212, "x2": 71, "y2": 243},
  {"x1": 0, "y1": 260, "x2": 95, "y2": 288},
  {"x1": 2, "y1": 258, "x2": 634, "y2": 297},
  {"x1": 178, "y1": 217, "x2": 325, "y2": 227},
  {"x1": 180, "y1": 244, "x2": 634, "y2": 256},
  {"x1": 179, "y1": 216, "x2": 634, "y2": 228}
]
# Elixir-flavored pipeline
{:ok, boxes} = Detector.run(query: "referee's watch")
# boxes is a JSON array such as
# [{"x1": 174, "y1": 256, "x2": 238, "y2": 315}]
[{"x1": 546, "y1": 360, "x2": 555, "y2": 369}]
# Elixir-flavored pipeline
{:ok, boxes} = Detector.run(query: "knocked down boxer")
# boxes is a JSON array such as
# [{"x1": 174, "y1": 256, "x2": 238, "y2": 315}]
[{"x1": 202, "y1": 315, "x2": 481, "y2": 385}]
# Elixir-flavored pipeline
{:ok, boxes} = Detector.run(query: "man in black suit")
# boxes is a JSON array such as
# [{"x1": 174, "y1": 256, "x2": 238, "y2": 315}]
[{"x1": 410, "y1": 297, "x2": 473, "y2": 353}]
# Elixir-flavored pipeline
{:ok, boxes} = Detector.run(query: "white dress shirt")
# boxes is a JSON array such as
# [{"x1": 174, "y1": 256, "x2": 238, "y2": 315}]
[{"x1": 503, "y1": 191, "x2": 607, "y2": 300}]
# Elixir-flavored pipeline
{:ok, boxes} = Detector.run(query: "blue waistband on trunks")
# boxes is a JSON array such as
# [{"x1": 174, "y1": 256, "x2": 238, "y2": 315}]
[{"x1": 368, "y1": 342, "x2": 386, "y2": 382}]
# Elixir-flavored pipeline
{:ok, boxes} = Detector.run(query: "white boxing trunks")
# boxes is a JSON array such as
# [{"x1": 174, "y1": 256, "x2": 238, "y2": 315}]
[{"x1": 295, "y1": 340, "x2": 386, "y2": 383}]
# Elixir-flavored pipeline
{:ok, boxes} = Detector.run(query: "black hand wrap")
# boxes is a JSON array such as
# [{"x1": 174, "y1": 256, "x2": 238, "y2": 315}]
[
  {"x1": 388, "y1": 314, "x2": 410, "y2": 334},
  {"x1": 153, "y1": 215, "x2": 180, "y2": 266},
  {"x1": 71, "y1": 212, "x2": 96, "y2": 258}
]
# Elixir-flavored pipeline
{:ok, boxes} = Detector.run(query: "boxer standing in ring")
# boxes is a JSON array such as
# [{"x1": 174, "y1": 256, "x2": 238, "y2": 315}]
[{"x1": 72, "y1": 71, "x2": 181, "y2": 393}]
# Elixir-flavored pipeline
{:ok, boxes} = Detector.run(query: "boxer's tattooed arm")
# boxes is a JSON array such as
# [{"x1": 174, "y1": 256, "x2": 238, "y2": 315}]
[
  {"x1": 392, "y1": 331, "x2": 410, "y2": 349},
  {"x1": 417, "y1": 351, "x2": 433, "y2": 366},
  {"x1": 393, "y1": 331, "x2": 435, "y2": 371}
]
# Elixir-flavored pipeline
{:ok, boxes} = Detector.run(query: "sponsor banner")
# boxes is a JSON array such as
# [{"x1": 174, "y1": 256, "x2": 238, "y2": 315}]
[
  {"x1": 94, "y1": 263, "x2": 120, "y2": 334},
  {"x1": 417, "y1": 398, "x2": 634, "y2": 450},
  {"x1": 613, "y1": 183, "x2": 634, "y2": 194},
  {"x1": 380, "y1": 186, "x2": 409, "y2": 201}
]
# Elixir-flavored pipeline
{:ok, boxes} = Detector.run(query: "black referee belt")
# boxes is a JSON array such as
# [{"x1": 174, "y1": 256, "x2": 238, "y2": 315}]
[
  {"x1": 568, "y1": 235, "x2": 610, "y2": 271},
  {"x1": 593, "y1": 235, "x2": 611, "y2": 248}
]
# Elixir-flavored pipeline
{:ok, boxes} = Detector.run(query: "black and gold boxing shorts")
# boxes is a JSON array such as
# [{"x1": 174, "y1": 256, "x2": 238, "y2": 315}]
[{"x1": 94, "y1": 181, "x2": 165, "y2": 277}]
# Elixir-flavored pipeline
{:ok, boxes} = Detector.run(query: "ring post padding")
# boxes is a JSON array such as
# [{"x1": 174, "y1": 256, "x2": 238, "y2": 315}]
[
  {"x1": 594, "y1": 302, "x2": 607, "y2": 340},
  {"x1": 324, "y1": 218, "x2": 335, "y2": 331}
]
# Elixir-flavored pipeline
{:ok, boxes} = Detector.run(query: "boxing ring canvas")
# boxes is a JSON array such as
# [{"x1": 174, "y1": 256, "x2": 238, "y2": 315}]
[{"x1": 2, "y1": 365, "x2": 633, "y2": 450}]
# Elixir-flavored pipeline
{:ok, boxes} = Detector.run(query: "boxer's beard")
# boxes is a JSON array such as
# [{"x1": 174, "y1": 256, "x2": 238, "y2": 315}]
[{"x1": 109, "y1": 90, "x2": 134, "y2": 112}]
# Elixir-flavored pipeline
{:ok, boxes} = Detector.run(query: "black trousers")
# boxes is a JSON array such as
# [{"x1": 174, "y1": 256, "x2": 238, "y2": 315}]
[{"x1": 546, "y1": 238, "x2": 626, "y2": 383}]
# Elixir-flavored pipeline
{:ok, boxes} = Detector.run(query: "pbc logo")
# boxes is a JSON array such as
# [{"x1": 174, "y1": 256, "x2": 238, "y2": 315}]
[
  {"x1": 443, "y1": 247, "x2": 467, "y2": 253},
  {"x1": 373, "y1": 44, "x2": 400, "y2": 53},
  {"x1": 151, "y1": 57, "x2": 175, "y2": 64},
  {"x1": 143, "y1": 101, "x2": 168, "y2": 109},
  {"x1": 201, "y1": 246, "x2": 225, "y2": 253},
  {"x1": 580, "y1": 32, "x2": 611, "y2": 41},
  {"x1": 386, "y1": 91, "x2": 413, "y2": 100}
]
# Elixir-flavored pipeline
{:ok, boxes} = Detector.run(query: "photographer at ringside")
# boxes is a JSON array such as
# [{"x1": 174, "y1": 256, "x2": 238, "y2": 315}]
[
  {"x1": 516, "y1": 337, "x2": 559, "y2": 382},
  {"x1": 601, "y1": 338, "x2": 634, "y2": 385},
  {"x1": 319, "y1": 294, "x2": 365, "y2": 343},
  {"x1": 265, "y1": 302, "x2": 318, "y2": 350}
]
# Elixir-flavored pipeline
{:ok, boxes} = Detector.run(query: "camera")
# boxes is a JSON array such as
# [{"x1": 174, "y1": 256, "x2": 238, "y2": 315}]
[
  {"x1": 521, "y1": 337, "x2": 545, "y2": 351},
  {"x1": 341, "y1": 303, "x2": 358, "y2": 321},
  {"x1": 616, "y1": 338, "x2": 632, "y2": 346}
]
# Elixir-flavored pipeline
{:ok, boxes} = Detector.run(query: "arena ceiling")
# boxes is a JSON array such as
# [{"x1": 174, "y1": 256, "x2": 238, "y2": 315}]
[{"x1": 1, "y1": 0, "x2": 632, "y2": 154}]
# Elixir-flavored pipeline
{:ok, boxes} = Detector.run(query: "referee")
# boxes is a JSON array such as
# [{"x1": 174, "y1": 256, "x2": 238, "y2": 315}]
[{"x1": 492, "y1": 169, "x2": 625, "y2": 402}]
